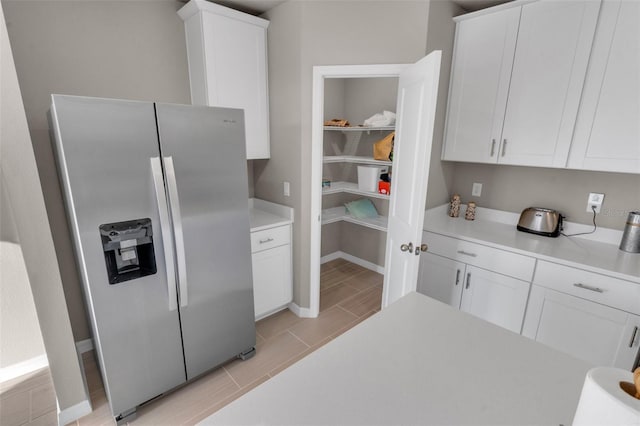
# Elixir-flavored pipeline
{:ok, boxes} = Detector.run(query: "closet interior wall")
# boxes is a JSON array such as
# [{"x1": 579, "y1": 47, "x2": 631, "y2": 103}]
[{"x1": 321, "y1": 77, "x2": 398, "y2": 268}]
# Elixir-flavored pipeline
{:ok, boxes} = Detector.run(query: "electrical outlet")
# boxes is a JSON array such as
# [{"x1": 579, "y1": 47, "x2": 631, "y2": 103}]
[
  {"x1": 283, "y1": 181, "x2": 290, "y2": 197},
  {"x1": 472, "y1": 182, "x2": 482, "y2": 197},
  {"x1": 586, "y1": 192, "x2": 604, "y2": 213}
]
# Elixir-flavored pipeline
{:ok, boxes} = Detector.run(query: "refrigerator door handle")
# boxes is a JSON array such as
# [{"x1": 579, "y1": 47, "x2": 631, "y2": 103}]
[
  {"x1": 164, "y1": 156, "x2": 188, "y2": 308},
  {"x1": 150, "y1": 157, "x2": 178, "y2": 311}
]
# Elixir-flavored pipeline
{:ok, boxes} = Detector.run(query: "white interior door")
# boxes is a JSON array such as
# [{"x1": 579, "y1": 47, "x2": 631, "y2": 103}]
[{"x1": 382, "y1": 51, "x2": 441, "y2": 308}]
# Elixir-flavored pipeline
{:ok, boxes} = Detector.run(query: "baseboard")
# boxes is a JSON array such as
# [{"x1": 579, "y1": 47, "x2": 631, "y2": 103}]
[
  {"x1": 57, "y1": 399, "x2": 92, "y2": 426},
  {"x1": 75, "y1": 339, "x2": 94, "y2": 355},
  {"x1": 0, "y1": 354, "x2": 49, "y2": 383},
  {"x1": 288, "y1": 302, "x2": 315, "y2": 318},
  {"x1": 321, "y1": 251, "x2": 384, "y2": 274}
]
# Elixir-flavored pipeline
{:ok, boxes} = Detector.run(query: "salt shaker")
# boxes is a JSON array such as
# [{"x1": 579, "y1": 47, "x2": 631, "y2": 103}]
[
  {"x1": 465, "y1": 201, "x2": 477, "y2": 221},
  {"x1": 448, "y1": 194, "x2": 461, "y2": 218}
]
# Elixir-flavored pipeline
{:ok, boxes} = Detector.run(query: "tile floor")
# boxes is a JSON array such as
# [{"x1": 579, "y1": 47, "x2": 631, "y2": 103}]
[{"x1": 1, "y1": 259, "x2": 383, "y2": 426}]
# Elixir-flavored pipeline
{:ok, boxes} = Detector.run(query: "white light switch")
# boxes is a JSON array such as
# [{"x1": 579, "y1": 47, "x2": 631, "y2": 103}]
[{"x1": 284, "y1": 181, "x2": 290, "y2": 197}]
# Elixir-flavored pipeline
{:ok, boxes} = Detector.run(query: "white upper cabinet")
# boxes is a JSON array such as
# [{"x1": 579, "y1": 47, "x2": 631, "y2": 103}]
[
  {"x1": 443, "y1": 0, "x2": 601, "y2": 168},
  {"x1": 178, "y1": 0, "x2": 270, "y2": 159},
  {"x1": 568, "y1": 0, "x2": 640, "y2": 174},
  {"x1": 442, "y1": 6, "x2": 519, "y2": 163}
]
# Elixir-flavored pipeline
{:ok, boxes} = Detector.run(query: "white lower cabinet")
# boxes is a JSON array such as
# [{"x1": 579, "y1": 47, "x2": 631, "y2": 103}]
[
  {"x1": 522, "y1": 260, "x2": 640, "y2": 369},
  {"x1": 523, "y1": 285, "x2": 640, "y2": 369},
  {"x1": 252, "y1": 243, "x2": 292, "y2": 320},
  {"x1": 418, "y1": 232, "x2": 533, "y2": 334},
  {"x1": 249, "y1": 199, "x2": 294, "y2": 320}
]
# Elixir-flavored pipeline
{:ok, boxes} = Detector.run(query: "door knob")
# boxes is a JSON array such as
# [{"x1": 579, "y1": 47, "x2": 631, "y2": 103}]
[
  {"x1": 400, "y1": 242, "x2": 413, "y2": 253},
  {"x1": 420, "y1": 244, "x2": 428, "y2": 252}
]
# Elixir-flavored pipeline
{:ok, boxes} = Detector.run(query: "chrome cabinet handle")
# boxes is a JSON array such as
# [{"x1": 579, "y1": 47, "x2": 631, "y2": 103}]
[
  {"x1": 164, "y1": 157, "x2": 188, "y2": 308},
  {"x1": 630, "y1": 326, "x2": 639, "y2": 348},
  {"x1": 259, "y1": 237, "x2": 274, "y2": 244},
  {"x1": 150, "y1": 157, "x2": 178, "y2": 312},
  {"x1": 457, "y1": 250, "x2": 477, "y2": 258},
  {"x1": 455, "y1": 269, "x2": 461, "y2": 286},
  {"x1": 573, "y1": 283, "x2": 604, "y2": 293},
  {"x1": 501, "y1": 139, "x2": 507, "y2": 157},
  {"x1": 465, "y1": 273, "x2": 471, "y2": 289},
  {"x1": 490, "y1": 139, "x2": 496, "y2": 156}
]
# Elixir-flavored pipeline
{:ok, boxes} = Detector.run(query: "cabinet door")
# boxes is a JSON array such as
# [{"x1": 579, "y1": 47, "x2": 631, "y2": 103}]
[
  {"x1": 252, "y1": 244, "x2": 292, "y2": 319},
  {"x1": 523, "y1": 285, "x2": 640, "y2": 369},
  {"x1": 499, "y1": 0, "x2": 600, "y2": 167},
  {"x1": 568, "y1": 0, "x2": 640, "y2": 174},
  {"x1": 417, "y1": 252, "x2": 464, "y2": 309},
  {"x1": 459, "y1": 266, "x2": 530, "y2": 334},
  {"x1": 442, "y1": 7, "x2": 520, "y2": 163}
]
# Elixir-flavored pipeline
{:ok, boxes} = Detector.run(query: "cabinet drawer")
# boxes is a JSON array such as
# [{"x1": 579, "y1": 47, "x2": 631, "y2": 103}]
[
  {"x1": 423, "y1": 232, "x2": 535, "y2": 282},
  {"x1": 533, "y1": 260, "x2": 640, "y2": 315},
  {"x1": 251, "y1": 225, "x2": 290, "y2": 253}
]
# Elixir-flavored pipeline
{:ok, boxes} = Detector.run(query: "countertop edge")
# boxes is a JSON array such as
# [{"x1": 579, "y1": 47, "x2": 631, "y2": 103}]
[{"x1": 423, "y1": 205, "x2": 640, "y2": 285}]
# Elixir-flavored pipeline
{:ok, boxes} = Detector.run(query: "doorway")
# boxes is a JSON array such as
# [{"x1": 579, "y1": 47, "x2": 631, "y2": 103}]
[{"x1": 309, "y1": 54, "x2": 442, "y2": 318}]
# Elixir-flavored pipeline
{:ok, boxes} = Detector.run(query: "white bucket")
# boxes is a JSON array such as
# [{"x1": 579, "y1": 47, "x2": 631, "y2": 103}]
[{"x1": 357, "y1": 166, "x2": 386, "y2": 192}]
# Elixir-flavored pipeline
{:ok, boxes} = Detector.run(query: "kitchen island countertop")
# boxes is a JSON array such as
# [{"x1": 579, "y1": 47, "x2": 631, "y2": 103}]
[{"x1": 200, "y1": 292, "x2": 592, "y2": 425}]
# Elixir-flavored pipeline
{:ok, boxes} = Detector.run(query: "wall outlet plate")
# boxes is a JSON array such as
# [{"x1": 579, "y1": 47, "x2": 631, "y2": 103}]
[
  {"x1": 472, "y1": 182, "x2": 482, "y2": 197},
  {"x1": 586, "y1": 192, "x2": 604, "y2": 213}
]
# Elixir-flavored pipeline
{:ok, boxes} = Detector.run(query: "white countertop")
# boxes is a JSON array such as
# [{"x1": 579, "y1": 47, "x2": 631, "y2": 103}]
[
  {"x1": 249, "y1": 198, "x2": 294, "y2": 232},
  {"x1": 201, "y1": 292, "x2": 593, "y2": 425},
  {"x1": 423, "y1": 205, "x2": 640, "y2": 284}
]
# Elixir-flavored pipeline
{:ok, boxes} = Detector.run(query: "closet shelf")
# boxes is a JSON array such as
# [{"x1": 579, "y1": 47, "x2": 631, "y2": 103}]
[
  {"x1": 323, "y1": 125, "x2": 395, "y2": 133},
  {"x1": 323, "y1": 155, "x2": 392, "y2": 166},
  {"x1": 321, "y1": 206, "x2": 388, "y2": 232},
  {"x1": 322, "y1": 181, "x2": 390, "y2": 200}
]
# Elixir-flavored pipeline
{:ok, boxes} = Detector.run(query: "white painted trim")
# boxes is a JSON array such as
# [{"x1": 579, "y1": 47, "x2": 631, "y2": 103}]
[
  {"x1": 75, "y1": 339, "x2": 94, "y2": 355},
  {"x1": 321, "y1": 251, "x2": 384, "y2": 274},
  {"x1": 57, "y1": 399, "x2": 92, "y2": 426},
  {"x1": 288, "y1": 302, "x2": 315, "y2": 318},
  {"x1": 0, "y1": 354, "x2": 48, "y2": 383},
  {"x1": 310, "y1": 64, "x2": 408, "y2": 321}
]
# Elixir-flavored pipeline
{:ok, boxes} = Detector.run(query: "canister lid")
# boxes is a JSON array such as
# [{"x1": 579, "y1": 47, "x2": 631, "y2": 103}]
[{"x1": 626, "y1": 211, "x2": 640, "y2": 226}]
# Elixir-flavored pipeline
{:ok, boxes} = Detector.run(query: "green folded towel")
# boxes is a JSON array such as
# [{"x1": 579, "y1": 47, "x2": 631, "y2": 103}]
[{"x1": 345, "y1": 199, "x2": 378, "y2": 219}]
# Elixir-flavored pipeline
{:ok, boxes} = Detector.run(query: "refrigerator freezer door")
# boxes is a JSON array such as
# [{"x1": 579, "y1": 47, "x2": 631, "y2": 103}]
[
  {"x1": 50, "y1": 95, "x2": 186, "y2": 416},
  {"x1": 155, "y1": 103, "x2": 256, "y2": 379}
]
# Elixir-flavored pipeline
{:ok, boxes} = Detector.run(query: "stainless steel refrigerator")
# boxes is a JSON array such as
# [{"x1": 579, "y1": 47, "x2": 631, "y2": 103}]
[{"x1": 50, "y1": 95, "x2": 256, "y2": 423}]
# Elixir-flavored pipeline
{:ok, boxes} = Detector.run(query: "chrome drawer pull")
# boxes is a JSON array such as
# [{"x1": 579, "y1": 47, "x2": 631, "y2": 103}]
[
  {"x1": 630, "y1": 326, "x2": 639, "y2": 348},
  {"x1": 457, "y1": 250, "x2": 477, "y2": 258},
  {"x1": 490, "y1": 139, "x2": 496, "y2": 157},
  {"x1": 573, "y1": 283, "x2": 604, "y2": 293},
  {"x1": 465, "y1": 273, "x2": 471, "y2": 289},
  {"x1": 455, "y1": 269, "x2": 461, "y2": 286},
  {"x1": 259, "y1": 237, "x2": 274, "y2": 244}
]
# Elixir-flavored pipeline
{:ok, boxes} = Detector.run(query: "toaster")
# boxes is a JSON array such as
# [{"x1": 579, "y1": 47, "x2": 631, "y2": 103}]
[{"x1": 517, "y1": 207, "x2": 563, "y2": 238}]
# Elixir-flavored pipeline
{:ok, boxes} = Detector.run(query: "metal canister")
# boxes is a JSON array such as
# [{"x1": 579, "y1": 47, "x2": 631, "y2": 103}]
[{"x1": 619, "y1": 211, "x2": 640, "y2": 253}]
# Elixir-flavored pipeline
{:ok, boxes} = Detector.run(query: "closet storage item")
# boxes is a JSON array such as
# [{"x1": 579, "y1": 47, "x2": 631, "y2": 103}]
[{"x1": 178, "y1": 0, "x2": 270, "y2": 159}]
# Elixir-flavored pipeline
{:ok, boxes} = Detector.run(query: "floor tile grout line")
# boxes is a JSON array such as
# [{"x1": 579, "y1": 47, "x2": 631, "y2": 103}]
[
  {"x1": 285, "y1": 329, "x2": 311, "y2": 349},
  {"x1": 221, "y1": 366, "x2": 242, "y2": 391}
]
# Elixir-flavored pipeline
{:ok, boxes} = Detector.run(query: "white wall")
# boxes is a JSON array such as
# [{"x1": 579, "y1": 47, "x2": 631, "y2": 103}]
[
  {"x1": 0, "y1": 177, "x2": 46, "y2": 371},
  {"x1": 261, "y1": 0, "x2": 431, "y2": 308},
  {"x1": 1, "y1": 1, "x2": 88, "y2": 415}
]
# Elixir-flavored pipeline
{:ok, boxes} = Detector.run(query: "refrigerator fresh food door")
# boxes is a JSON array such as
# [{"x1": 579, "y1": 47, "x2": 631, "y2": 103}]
[
  {"x1": 155, "y1": 103, "x2": 256, "y2": 379},
  {"x1": 50, "y1": 95, "x2": 186, "y2": 417}
]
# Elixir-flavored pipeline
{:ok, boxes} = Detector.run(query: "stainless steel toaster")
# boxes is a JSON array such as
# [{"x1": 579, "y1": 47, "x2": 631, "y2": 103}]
[{"x1": 517, "y1": 207, "x2": 563, "y2": 238}]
